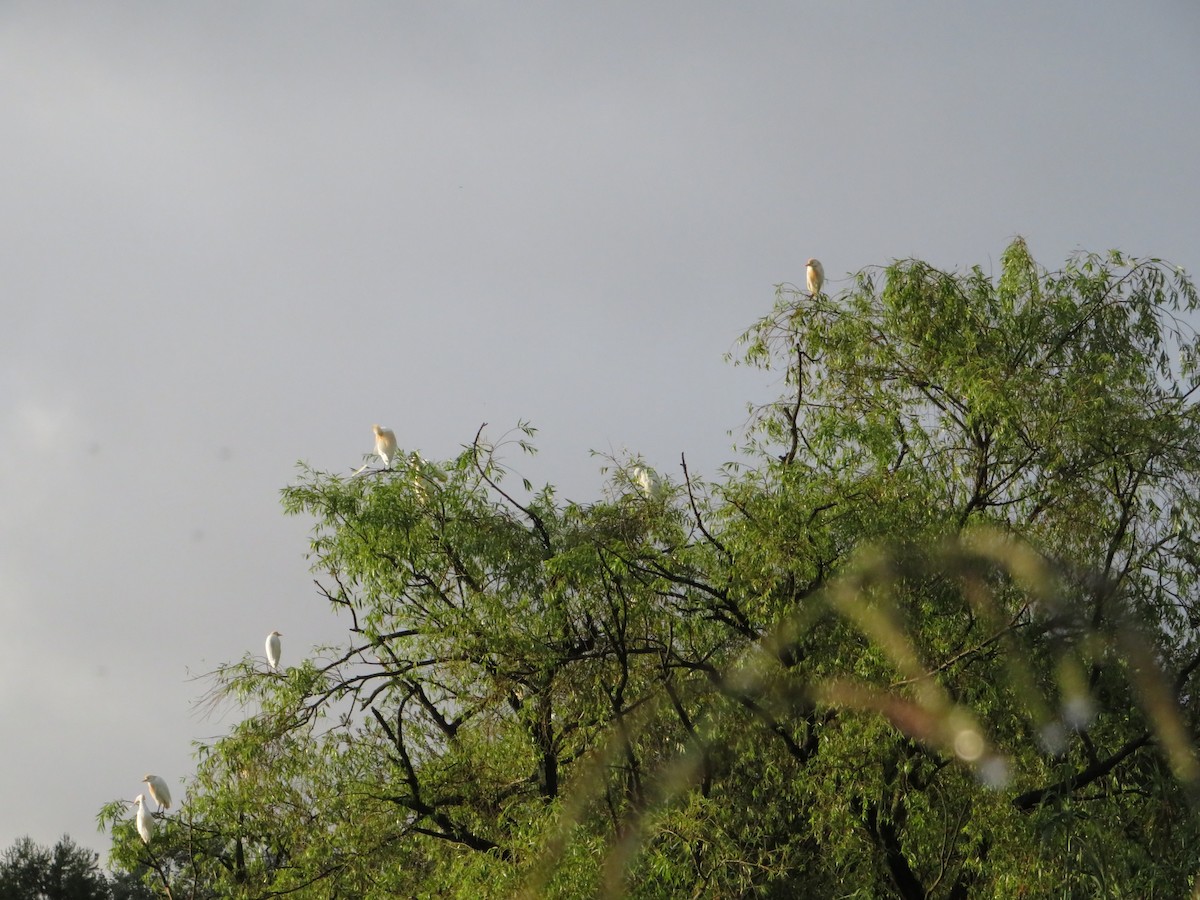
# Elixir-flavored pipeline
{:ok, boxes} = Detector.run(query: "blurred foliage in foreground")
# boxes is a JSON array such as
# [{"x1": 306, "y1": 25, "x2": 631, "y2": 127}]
[{"x1": 102, "y1": 240, "x2": 1200, "y2": 898}]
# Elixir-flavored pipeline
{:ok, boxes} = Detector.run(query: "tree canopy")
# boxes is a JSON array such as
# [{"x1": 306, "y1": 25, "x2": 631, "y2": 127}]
[
  {"x1": 0, "y1": 835, "x2": 153, "y2": 900},
  {"x1": 103, "y1": 240, "x2": 1200, "y2": 897}
]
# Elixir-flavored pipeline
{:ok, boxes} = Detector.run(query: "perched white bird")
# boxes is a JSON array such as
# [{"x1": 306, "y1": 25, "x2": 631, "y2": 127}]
[
  {"x1": 266, "y1": 630, "x2": 282, "y2": 671},
  {"x1": 806, "y1": 258, "x2": 825, "y2": 296},
  {"x1": 631, "y1": 464, "x2": 664, "y2": 499},
  {"x1": 133, "y1": 794, "x2": 153, "y2": 844},
  {"x1": 410, "y1": 451, "x2": 447, "y2": 500},
  {"x1": 373, "y1": 424, "x2": 397, "y2": 467},
  {"x1": 142, "y1": 774, "x2": 171, "y2": 811}
]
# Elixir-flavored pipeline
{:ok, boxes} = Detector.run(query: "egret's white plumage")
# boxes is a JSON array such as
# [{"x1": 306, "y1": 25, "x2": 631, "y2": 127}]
[
  {"x1": 631, "y1": 464, "x2": 664, "y2": 499},
  {"x1": 806, "y1": 258, "x2": 825, "y2": 295},
  {"x1": 142, "y1": 774, "x2": 171, "y2": 811},
  {"x1": 134, "y1": 794, "x2": 153, "y2": 844},
  {"x1": 373, "y1": 424, "x2": 397, "y2": 467},
  {"x1": 410, "y1": 451, "x2": 446, "y2": 500},
  {"x1": 266, "y1": 630, "x2": 282, "y2": 671}
]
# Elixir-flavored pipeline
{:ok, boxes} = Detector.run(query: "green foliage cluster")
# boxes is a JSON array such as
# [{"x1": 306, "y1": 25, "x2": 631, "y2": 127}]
[
  {"x1": 0, "y1": 835, "x2": 153, "y2": 900},
  {"x1": 102, "y1": 241, "x2": 1200, "y2": 897}
]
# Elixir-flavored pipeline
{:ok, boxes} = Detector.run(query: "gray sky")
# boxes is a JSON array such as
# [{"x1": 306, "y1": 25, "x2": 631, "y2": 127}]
[{"x1": 2, "y1": 2, "x2": 1198, "y2": 857}]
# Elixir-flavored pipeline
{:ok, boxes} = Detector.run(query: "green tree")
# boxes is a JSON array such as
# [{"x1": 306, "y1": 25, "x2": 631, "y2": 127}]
[
  {"x1": 104, "y1": 240, "x2": 1200, "y2": 898},
  {"x1": 0, "y1": 836, "x2": 152, "y2": 900}
]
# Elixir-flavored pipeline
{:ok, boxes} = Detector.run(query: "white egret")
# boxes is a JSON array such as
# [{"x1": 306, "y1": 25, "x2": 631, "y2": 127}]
[
  {"x1": 631, "y1": 464, "x2": 664, "y2": 499},
  {"x1": 266, "y1": 630, "x2": 282, "y2": 671},
  {"x1": 373, "y1": 424, "x2": 397, "y2": 467},
  {"x1": 806, "y1": 258, "x2": 825, "y2": 295},
  {"x1": 410, "y1": 451, "x2": 446, "y2": 500},
  {"x1": 142, "y1": 774, "x2": 171, "y2": 811},
  {"x1": 133, "y1": 794, "x2": 153, "y2": 844}
]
